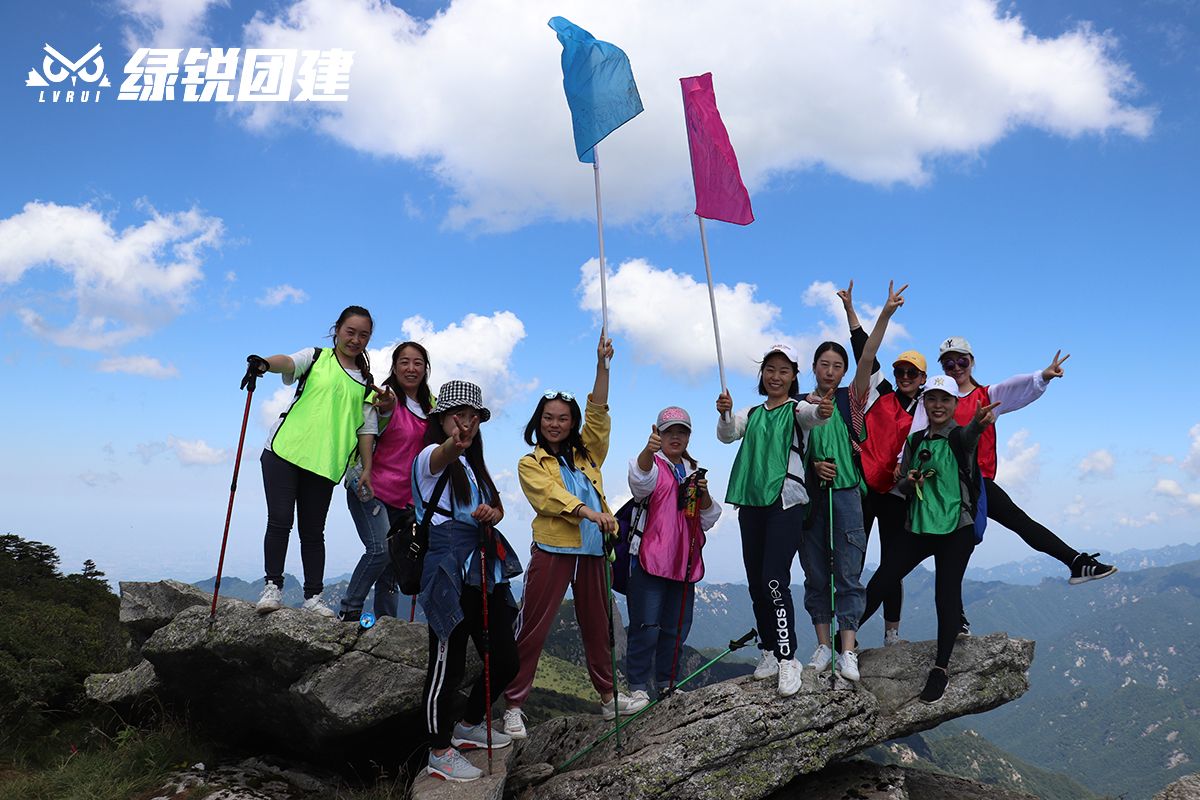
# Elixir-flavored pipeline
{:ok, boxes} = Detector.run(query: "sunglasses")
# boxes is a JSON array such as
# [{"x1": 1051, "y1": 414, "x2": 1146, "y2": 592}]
[
  {"x1": 893, "y1": 367, "x2": 925, "y2": 380},
  {"x1": 940, "y1": 356, "x2": 971, "y2": 371},
  {"x1": 543, "y1": 391, "x2": 575, "y2": 402}
]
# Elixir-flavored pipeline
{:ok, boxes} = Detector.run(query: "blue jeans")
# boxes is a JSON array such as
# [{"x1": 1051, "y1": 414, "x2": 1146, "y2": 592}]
[
  {"x1": 800, "y1": 487, "x2": 866, "y2": 631},
  {"x1": 342, "y1": 489, "x2": 400, "y2": 618},
  {"x1": 625, "y1": 556, "x2": 693, "y2": 692}
]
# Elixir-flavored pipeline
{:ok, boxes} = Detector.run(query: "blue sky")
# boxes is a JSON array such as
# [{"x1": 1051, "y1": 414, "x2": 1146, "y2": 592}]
[{"x1": 3, "y1": 0, "x2": 1199, "y2": 589}]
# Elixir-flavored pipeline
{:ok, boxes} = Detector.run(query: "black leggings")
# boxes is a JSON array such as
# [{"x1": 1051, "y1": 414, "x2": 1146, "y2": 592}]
[
  {"x1": 861, "y1": 489, "x2": 905, "y2": 623},
  {"x1": 261, "y1": 448, "x2": 335, "y2": 598},
  {"x1": 423, "y1": 586, "x2": 519, "y2": 750},
  {"x1": 985, "y1": 478, "x2": 1077, "y2": 567},
  {"x1": 861, "y1": 524, "x2": 974, "y2": 669},
  {"x1": 738, "y1": 500, "x2": 804, "y2": 661}
]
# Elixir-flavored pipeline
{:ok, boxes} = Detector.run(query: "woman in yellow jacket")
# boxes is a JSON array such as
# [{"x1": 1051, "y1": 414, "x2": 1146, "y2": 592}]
[{"x1": 501, "y1": 333, "x2": 633, "y2": 738}]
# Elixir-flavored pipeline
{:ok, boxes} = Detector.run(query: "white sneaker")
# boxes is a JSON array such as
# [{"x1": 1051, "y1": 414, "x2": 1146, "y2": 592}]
[
  {"x1": 301, "y1": 593, "x2": 335, "y2": 618},
  {"x1": 600, "y1": 693, "x2": 635, "y2": 721},
  {"x1": 451, "y1": 721, "x2": 512, "y2": 750},
  {"x1": 884, "y1": 629, "x2": 902, "y2": 647},
  {"x1": 777, "y1": 658, "x2": 802, "y2": 697},
  {"x1": 626, "y1": 690, "x2": 650, "y2": 713},
  {"x1": 752, "y1": 650, "x2": 779, "y2": 680},
  {"x1": 808, "y1": 643, "x2": 832, "y2": 671},
  {"x1": 256, "y1": 581, "x2": 283, "y2": 614},
  {"x1": 427, "y1": 747, "x2": 482, "y2": 782},
  {"x1": 502, "y1": 707, "x2": 527, "y2": 740},
  {"x1": 836, "y1": 650, "x2": 860, "y2": 682}
]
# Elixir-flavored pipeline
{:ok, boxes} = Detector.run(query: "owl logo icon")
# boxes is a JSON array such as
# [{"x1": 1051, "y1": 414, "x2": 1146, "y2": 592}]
[{"x1": 27, "y1": 44, "x2": 111, "y2": 88}]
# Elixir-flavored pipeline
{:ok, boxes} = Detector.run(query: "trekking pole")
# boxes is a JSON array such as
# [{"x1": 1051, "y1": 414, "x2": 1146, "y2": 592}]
[
  {"x1": 828, "y1": 481, "x2": 836, "y2": 681},
  {"x1": 557, "y1": 629, "x2": 757, "y2": 773},
  {"x1": 209, "y1": 356, "x2": 267, "y2": 622},
  {"x1": 602, "y1": 531, "x2": 622, "y2": 756},
  {"x1": 481, "y1": 526, "x2": 493, "y2": 775},
  {"x1": 668, "y1": 469, "x2": 706, "y2": 692},
  {"x1": 410, "y1": 596, "x2": 417, "y2": 622}
]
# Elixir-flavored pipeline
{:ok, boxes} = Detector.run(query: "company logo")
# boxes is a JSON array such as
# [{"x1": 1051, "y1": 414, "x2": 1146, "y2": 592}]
[
  {"x1": 27, "y1": 45, "x2": 354, "y2": 104},
  {"x1": 768, "y1": 580, "x2": 791, "y2": 657},
  {"x1": 26, "y1": 43, "x2": 111, "y2": 103}
]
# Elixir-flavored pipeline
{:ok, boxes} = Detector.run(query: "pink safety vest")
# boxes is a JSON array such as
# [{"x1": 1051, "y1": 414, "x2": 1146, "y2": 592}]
[
  {"x1": 638, "y1": 454, "x2": 706, "y2": 583},
  {"x1": 370, "y1": 403, "x2": 427, "y2": 507}
]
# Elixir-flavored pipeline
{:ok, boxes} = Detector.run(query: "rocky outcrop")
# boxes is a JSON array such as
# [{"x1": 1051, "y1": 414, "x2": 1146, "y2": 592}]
[
  {"x1": 88, "y1": 580, "x2": 478, "y2": 748},
  {"x1": 508, "y1": 632, "x2": 1033, "y2": 800},
  {"x1": 1154, "y1": 772, "x2": 1200, "y2": 800},
  {"x1": 764, "y1": 761, "x2": 1046, "y2": 799}
]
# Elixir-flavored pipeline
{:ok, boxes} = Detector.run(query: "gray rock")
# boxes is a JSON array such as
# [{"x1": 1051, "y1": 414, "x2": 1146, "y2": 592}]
[
  {"x1": 84, "y1": 659, "x2": 160, "y2": 705},
  {"x1": 119, "y1": 579, "x2": 213, "y2": 652},
  {"x1": 763, "y1": 761, "x2": 1045, "y2": 799},
  {"x1": 511, "y1": 632, "x2": 1032, "y2": 800},
  {"x1": 1154, "y1": 772, "x2": 1200, "y2": 800}
]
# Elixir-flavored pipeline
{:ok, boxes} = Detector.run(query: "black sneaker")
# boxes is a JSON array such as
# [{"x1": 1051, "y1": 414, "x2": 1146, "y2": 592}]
[
  {"x1": 957, "y1": 612, "x2": 970, "y2": 639},
  {"x1": 920, "y1": 668, "x2": 948, "y2": 704},
  {"x1": 1069, "y1": 552, "x2": 1117, "y2": 585},
  {"x1": 338, "y1": 609, "x2": 362, "y2": 623}
]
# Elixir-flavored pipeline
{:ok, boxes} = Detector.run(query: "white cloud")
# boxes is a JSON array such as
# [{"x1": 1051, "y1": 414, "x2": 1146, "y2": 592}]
[
  {"x1": 95, "y1": 355, "x2": 181, "y2": 379},
  {"x1": 134, "y1": 435, "x2": 233, "y2": 465},
  {"x1": 79, "y1": 471, "x2": 121, "y2": 487},
  {"x1": 577, "y1": 260, "x2": 906, "y2": 381},
  {"x1": 994, "y1": 429, "x2": 1042, "y2": 492},
  {"x1": 212, "y1": 0, "x2": 1154, "y2": 231},
  {"x1": 1151, "y1": 479, "x2": 1200, "y2": 508},
  {"x1": 1078, "y1": 449, "x2": 1114, "y2": 479},
  {"x1": 1181, "y1": 424, "x2": 1200, "y2": 478},
  {"x1": 1064, "y1": 494, "x2": 1086, "y2": 516},
  {"x1": 801, "y1": 280, "x2": 910, "y2": 348},
  {"x1": 1115, "y1": 512, "x2": 1162, "y2": 528},
  {"x1": 257, "y1": 285, "x2": 309, "y2": 306},
  {"x1": 0, "y1": 200, "x2": 224, "y2": 351},
  {"x1": 259, "y1": 386, "x2": 294, "y2": 431},
  {"x1": 114, "y1": 0, "x2": 228, "y2": 50},
  {"x1": 369, "y1": 311, "x2": 534, "y2": 412}
]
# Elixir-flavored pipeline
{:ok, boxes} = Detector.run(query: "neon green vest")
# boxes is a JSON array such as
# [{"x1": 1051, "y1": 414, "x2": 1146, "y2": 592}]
[
  {"x1": 726, "y1": 403, "x2": 794, "y2": 507},
  {"x1": 271, "y1": 348, "x2": 368, "y2": 482},
  {"x1": 908, "y1": 436, "x2": 961, "y2": 535}
]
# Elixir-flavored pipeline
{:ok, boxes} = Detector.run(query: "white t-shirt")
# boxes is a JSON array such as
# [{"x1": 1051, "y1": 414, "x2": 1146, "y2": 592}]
[{"x1": 414, "y1": 443, "x2": 479, "y2": 527}]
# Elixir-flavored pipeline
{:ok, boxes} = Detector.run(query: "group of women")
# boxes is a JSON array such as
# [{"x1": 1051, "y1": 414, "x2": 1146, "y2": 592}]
[{"x1": 245, "y1": 291, "x2": 1115, "y2": 782}]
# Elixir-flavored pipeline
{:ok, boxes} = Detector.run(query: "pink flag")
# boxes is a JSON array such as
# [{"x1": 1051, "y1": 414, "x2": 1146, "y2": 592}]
[{"x1": 680, "y1": 73, "x2": 753, "y2": 225}]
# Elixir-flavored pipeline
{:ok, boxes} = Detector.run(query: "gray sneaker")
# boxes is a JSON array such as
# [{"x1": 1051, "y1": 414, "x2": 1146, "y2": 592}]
[
  {"x1": 752, "y1": 650, "x2": 779, "y2": 680},
  {"x1": 301, "y1": 593, "x2": 335, "y2": 618},
  {"x1": 451, "y1": 721, "x2": 512, "y2": 750},
  {"x1": 601, "y1": 694, "x2": 635, "y2": 720},
  {"x1": 501, "y1": 707, "x2": 527, "y2": 739},
  {"x1": 427, "y1": 747, "x2": 483, "y2": 782},
  {"x1": 256, "y1": 581, "x2": 282, "y2": 614}
]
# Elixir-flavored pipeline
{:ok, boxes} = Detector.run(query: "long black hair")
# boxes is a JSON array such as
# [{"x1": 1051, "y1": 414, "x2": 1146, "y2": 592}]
[
  {"x1": 425, "y1": 405, "x2": 500, "y2": 511},
  {"x1": 328, "y1": 305, "x2": 373, "y2": 381},
  {"x1": 383, "y1": 341, "x2": 434, "y2": 415},
  {"x1": 523, "y1": 393, "x2": 591, "y2": 464}
]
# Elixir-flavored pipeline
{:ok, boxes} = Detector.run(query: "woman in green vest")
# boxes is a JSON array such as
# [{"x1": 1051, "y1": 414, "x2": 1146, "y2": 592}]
[
  {"x1": 859, "y1": 375, "x2": 998, "y2": 704},
  {"x1": 249, "y1": 306, "x2": 395, "y2": 617}
]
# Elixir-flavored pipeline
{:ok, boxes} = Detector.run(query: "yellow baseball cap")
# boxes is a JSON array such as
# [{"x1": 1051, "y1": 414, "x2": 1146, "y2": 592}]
[{"x1": 893, "y1": 350, "x2": 927, "y2": 372}]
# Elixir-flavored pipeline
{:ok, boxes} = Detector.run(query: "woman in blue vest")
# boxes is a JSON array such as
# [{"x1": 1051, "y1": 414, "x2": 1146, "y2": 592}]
[
  {"x1": 250, "y1": 306, "x2": 395, "y2": 617},
  {"x1": 800, "y1": 281, "x2": 905, "y2": 683},
  {"x1": 415, "y1": 380, "x2": 522, "y2": 783}
]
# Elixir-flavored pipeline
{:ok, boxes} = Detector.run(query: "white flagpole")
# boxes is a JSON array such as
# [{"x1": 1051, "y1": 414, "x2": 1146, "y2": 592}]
[
  {"x1": 698, "y1": 216, "x2": 729, "y2": 420},
  {"x1": 593, "y1": 146, "x2": 610, "y2": 369}
]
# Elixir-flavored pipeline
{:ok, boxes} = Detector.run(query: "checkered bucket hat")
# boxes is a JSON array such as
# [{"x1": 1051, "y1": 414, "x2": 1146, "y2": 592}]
[{"x1": 436, "y1": 380, "x2": 491, "y2": 422}]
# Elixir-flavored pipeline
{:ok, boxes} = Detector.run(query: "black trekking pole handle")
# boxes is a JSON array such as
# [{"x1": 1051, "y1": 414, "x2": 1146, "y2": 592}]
[
  {"x1": 729, "y1": 629, "x2": 758, "y2": 652},
  {"x1": 241, "y1": 354, "x2": 270, "y2": 392}
]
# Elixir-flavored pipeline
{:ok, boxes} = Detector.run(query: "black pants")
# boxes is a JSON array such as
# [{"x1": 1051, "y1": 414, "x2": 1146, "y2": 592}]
[
  {"x1": 738, "y1": 500, "x2": 804, "y2": 661},
  {"x1": 862, "y1": 489, "x2": 905, "y2": 623},
  {"x1": 261, "y1": 448, "x2": 335, "y2": 598},
  {"x1": 423, "y1": 586, "x2": 519, "y2": 750},
  {"x1": 985, "y1": 478, "x2": 1077, "y2": 567},
  {"x1": 861, "y1": 524, "x2": 974, "y2": 669}
]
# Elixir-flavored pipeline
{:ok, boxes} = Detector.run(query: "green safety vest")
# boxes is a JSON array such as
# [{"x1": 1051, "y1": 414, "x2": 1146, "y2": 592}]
[
  {"x1": 807, "y1": 401, "x2": 864, "y2": 492},
  {"x1": 726, "y1": 402, "x2": 795, "y2": 507},
  {"x1": 271, "y1": 348, "x2": 370, "y2": 482},
  {"x1": 908, "y1": 436, "x2": 961, "y2": 535}
]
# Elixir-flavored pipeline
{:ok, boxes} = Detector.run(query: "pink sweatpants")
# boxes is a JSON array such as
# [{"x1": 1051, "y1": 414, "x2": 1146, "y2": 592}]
[{"x1": 503, "y1": 545, "x2": 614, "y2": 707}]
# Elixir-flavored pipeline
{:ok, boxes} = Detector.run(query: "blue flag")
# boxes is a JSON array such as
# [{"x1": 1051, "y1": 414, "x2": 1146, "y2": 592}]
[{"x1": 548, "y1": 16, "x2": 643, "y2": 163}]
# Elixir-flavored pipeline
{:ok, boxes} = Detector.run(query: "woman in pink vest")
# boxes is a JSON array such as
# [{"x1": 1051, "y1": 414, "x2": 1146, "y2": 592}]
[
  {"x1": 340, "y1": 341, "x2": 434, "y2": 622},
  {"x1": 625, "y1": 407, "x2": 721, "y2": 706}
]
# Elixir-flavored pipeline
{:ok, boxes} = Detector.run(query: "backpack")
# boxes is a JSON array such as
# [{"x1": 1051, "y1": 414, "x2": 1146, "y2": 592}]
[
  {"x1": 387, "y1": 468, "x2": 452, "y2": 596},
  {"x1": 909, "y1": 426, "x2": 988, "y2": 543},
  {"x1": 610, "y1": 497, "x2": 649, "y2": 595}
]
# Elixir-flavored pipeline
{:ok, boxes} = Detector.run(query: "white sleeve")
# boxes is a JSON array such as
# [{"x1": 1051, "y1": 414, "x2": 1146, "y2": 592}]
[
  {"x1": 795, "y1": 399, "x2": 829, "y2": 432},
  {"x1": 717, "y1": 406, "x2": 753, "y2": 443},
  {"x1": 360, "y1": 404, "x2": 380, "y2": 436},
  {"x1": 987, "y1": 373, "x2": 1049, "y2": 417},
  {"x1": 282, "y1": 347, "x2": 317, "y2": 386},
  {"x1": 628, "y1": 456, "x2": 659, "y2": 500}
]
